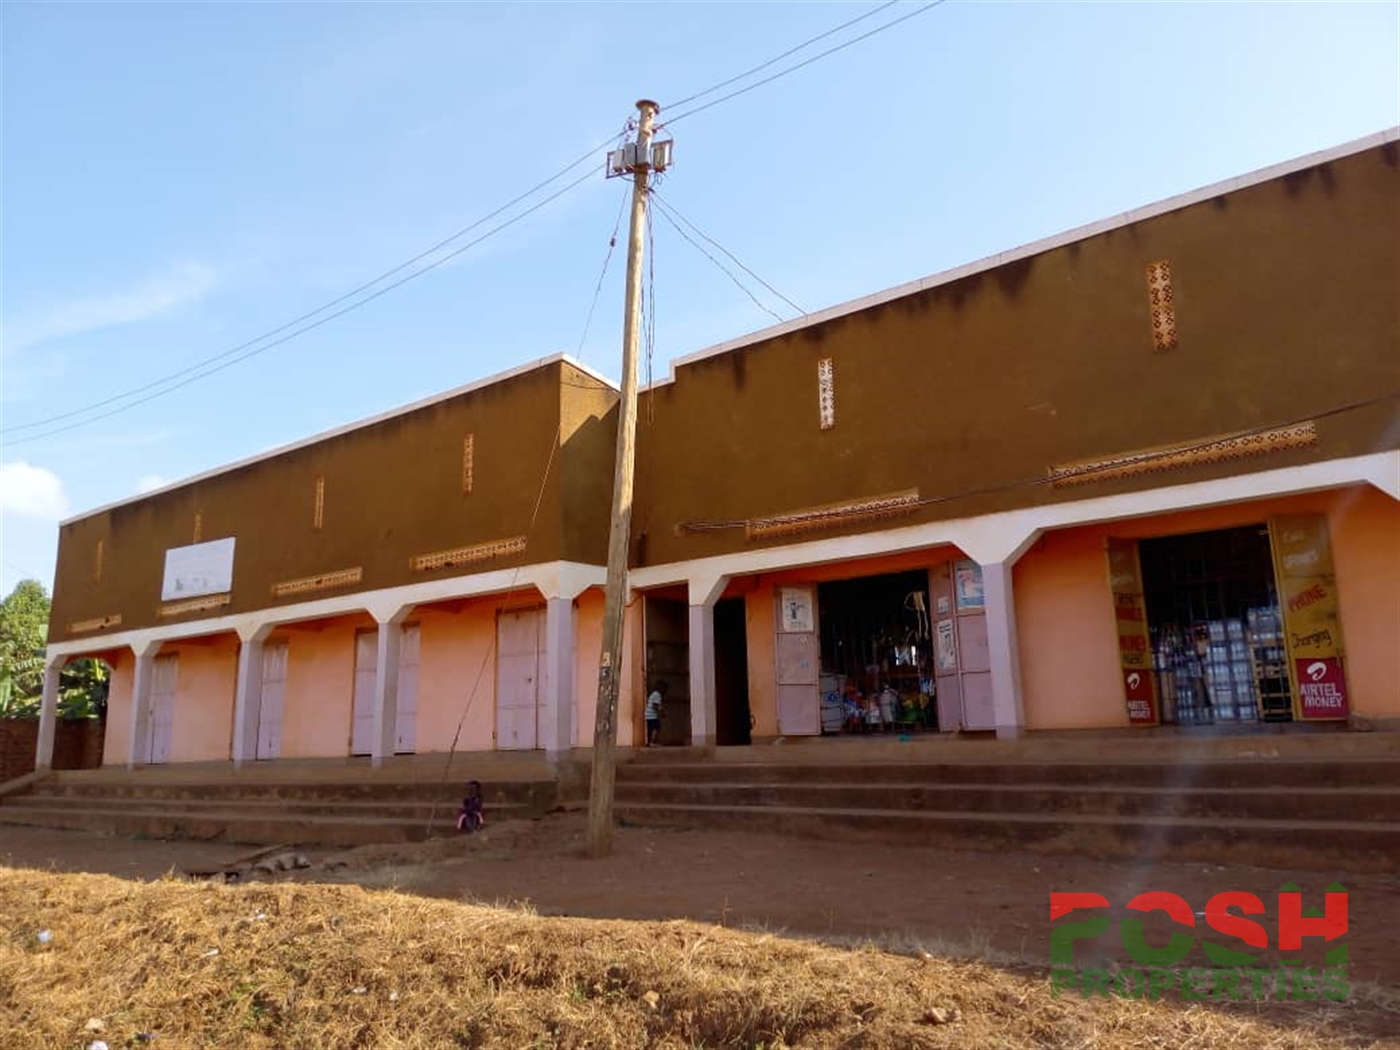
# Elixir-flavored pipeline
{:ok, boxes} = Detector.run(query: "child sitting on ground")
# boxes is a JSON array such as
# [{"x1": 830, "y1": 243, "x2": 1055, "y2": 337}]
[{"x1": 456, "y1": 780, "x2": 485, "y2": 833}]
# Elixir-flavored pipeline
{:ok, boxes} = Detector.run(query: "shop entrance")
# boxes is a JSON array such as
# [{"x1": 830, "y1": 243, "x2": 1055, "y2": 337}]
[
  {"x1": 1139, "y1": 524, "x2": 1292, "y2": 725},
  {"x1": 714, "y1": 598, "x2": 751, "y2": 746},
  {"x1": 643, "y1": 595, "x2": 691, "y2": 746},
  {"x1": 815, "y1": 570, "x2": 936, "y2": 735}
]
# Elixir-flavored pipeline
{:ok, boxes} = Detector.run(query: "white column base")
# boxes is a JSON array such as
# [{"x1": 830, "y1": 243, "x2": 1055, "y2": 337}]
[
  {"x1": 687, "y1": 575, "x2": 729, "y2": 747},
  {"x1": 370, "y1": 609, "x2": 410, "y2": 768},
  {"x1": 231, "y1": 625, "x2": 273, "y2": 768},
  {"x1": 125, "y1": 643, "x2": 160, "y2": 771},
  {"x1": 542, "y1": 597, "x2": 576, "y2": 760},
  {"x1": 35, "y1": 660, "x2": 64, "y2": 772},
  {"x1": 982, "y1": 560, "x2": 1026, "y2": 737}
]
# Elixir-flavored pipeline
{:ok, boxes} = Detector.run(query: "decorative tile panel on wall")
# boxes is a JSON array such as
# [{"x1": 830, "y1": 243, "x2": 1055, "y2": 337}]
[
  {"x1": 1145, "y1": 260, "x2": 1177, "y2": 351},
  {"x1": 1048, "y1": 422, "x2": 1317, "y2": 487},
  {"x1": 746, "y1": 490, "x2": 920, "y2": 540},
  {"x1": 158, "y1": 594, "x2": 232, "y2": 618},
  {"x1": 817, "y1": 358, "x2": 835, "y2": 430},
  {"x1": 271, "y1": 566, "x2": 364, "y2": 599},
  {"x1": 410, "y1": 536, "x2": 527, "y2": 572},
  {"x1": 68, "y1": 614, "x2": 122, "y2": 634},
  {"x1": 463, "y1": 433, "x2": 475, "y2": 495}
]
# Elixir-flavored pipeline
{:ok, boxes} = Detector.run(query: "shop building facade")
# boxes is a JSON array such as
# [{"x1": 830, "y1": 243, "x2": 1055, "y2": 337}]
[
  {"x1": 626, "y1": 128, "x2": 1399, "y2": 746},
  {"x1": 37, "y1": 357, "x2": 631, "y2": 770},
  {"x1": 35, "y1": 130, "x2": 1400, "y2": 770}
]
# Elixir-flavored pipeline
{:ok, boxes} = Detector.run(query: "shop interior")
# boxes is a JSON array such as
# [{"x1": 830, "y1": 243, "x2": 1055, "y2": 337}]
[
  {"x1": 817, "y1": 570, "x2": 938, "y2": 734},
  {"x1": 1139, "y1": 524, "x2": 1293, "y2": 725}
]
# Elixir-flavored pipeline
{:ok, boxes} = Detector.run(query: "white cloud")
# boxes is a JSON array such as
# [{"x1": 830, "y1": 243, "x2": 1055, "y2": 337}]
[
  {"x1": 3, "y1": 261, "x2": 219, "y2": 353},
  {"x1": 0, "y1": 461, "x2": 70, "y2": 520},
  {"x1": 136, "y1": 474, "x2": 170, "y2": 494}
]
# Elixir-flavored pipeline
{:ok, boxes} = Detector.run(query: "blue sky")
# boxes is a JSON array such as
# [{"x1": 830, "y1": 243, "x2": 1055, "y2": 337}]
[{"x1": 2, "y1": 1, "x2": 1397, "y2": 596}]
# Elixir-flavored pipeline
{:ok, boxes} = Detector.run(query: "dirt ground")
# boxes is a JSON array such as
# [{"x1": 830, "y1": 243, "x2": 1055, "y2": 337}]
[{"x1": 3, "y1": 815, "x2": 1397, "y2": 991}]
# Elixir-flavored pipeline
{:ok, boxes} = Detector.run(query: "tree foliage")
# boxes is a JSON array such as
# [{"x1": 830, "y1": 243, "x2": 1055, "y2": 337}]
[{"x1": 0, "y1": 580, "x2": 108, "y2": 719}]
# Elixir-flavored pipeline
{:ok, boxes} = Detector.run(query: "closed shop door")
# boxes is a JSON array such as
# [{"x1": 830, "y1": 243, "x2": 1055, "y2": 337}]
[
  {"x1": 775, "y1": 586, "x2": 820, "y2": 735},
  {"x1": 351, "y1": 629, "x2": 377, "y2": 755},
  {"x1": 497, "y1": 608, "x2": 543, "y2": 750},
  {"x1": 257, "y1": 642, "x2": 288, "y2": 760},
  {"x1": 396, "y1": 624, "x2": 420, "y2": 754},
  {"x1": 148, "y1": 654, "x2": 178, "y2": 764},
  {"x1": 929, "y1": 561, "x2": 994, "y2": 731}
]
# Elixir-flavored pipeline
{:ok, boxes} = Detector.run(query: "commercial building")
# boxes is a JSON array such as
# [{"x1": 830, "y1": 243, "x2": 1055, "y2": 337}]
[{"x1": 36, "y1": 129, "x2": 1400, "y2": 771}]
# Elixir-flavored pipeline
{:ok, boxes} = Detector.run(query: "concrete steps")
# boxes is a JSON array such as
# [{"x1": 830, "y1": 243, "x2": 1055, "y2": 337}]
[
  {"x1": 614, "y1": 781, "x2": 1400, "y2": 823},
  {"x1": 1, "y1": 794, "x2": 533, "y2": 823},
  {"x1": 0, "y1": 803, "x2": 450, "y2": 846},
  {"x1": 0, "y1": 769, "x2": 558, "y2": 847},
  {"x1": 615, "y1": 759, "x2": 1400, "y2": 789},
  {"x1": 610, "y1": 755, "x2": 1400, "y2": 872}
]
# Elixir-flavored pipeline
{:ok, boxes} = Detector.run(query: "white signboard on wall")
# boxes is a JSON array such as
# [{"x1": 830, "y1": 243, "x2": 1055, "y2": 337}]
[{"x1": 162, "y1": 537, "x2": 236, "y2": 600}]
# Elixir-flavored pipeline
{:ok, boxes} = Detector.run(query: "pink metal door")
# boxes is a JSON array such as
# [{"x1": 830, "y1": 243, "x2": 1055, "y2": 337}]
[
  {"x1": 395, "y1": 624, "x2": 420, "y2": 754},
  {"x1": 148, "y1": 654, "x2": 178, "y2": 764},
  {"x1": 256, "y1": 642, "x2": 288, "y2": 760},
  {"x1": 351, "y1": 629, "x2": 377, "y2": 755},
  {"x1": 496, "y1": 609, "x2": 542, "y2": 750},
  {"x1": 774, "y1": 587, "x2": 821, "y2": 736}
]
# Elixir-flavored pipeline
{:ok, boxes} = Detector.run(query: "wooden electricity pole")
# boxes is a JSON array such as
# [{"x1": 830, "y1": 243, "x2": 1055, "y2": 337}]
[{"x1": 587, "y1": 99, "x2": 661, "y2": 858}]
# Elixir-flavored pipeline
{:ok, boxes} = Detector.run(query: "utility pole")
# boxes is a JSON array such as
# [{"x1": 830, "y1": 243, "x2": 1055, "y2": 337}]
[{"x1": 587, "y1": 99, "x2": 667, "y2": 858}]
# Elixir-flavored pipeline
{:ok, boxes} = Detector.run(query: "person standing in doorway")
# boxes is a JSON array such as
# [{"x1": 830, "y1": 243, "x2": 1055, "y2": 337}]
[{"x1": 645, "y1": 681, "x2": 668, "y2": 747}]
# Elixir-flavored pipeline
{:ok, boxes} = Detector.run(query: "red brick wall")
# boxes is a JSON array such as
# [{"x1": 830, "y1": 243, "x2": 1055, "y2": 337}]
[{"x1": 0, "y1": 718, "x2": 106, "y2": 783}]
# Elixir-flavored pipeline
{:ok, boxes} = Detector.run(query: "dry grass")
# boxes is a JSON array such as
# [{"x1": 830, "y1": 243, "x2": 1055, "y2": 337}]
[{"x1": 1, "y1": 867, "x2": 1396, "y2": 1050}]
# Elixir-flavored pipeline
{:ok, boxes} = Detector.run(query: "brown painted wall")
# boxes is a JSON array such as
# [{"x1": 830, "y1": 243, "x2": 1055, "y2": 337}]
[
  {"x1": 632, "y1": 143, "x2": 1400, "y2": 566},
  {"x1": 51, "y1": 361, "x2": 620, "y2": 642},
  {"x1": 558, "y1": 364, "x2": 620, "y2": 567}
]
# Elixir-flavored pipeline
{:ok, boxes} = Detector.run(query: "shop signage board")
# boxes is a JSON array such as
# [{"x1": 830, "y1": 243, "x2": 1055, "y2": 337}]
[
  {"x1": 1105, "y1": 538, "x2": 1160, "y2": 725},
  {"x1": 1269, "y1": 514, "x2": 1349, "y2": 721},
  {"x1": 161, "y1": 537, "x2": 236, "y2": 601}
]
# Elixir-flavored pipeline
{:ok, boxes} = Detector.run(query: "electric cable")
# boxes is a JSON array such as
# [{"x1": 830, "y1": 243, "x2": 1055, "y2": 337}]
[
  {"x1": 662, "y1": 1, "x2": 900, "y2": 111},
  {"x1": 675, "y1": 392, "x2": 1400, "y2": 531},
  {"x1": 2, "y1": 126, "x2": 631, "y2": 439},
  {"x1": 660, "y1": 1, "x2": 947, "y2": 128},
  {"x1": 651, "y1": 190, "x2": 806, "y2": 316},
  {"x1": 6, "y1": 0, "x2": 952, "y2": 440},
  {"x1": 650, "y1": 194, "x2": 789, "y2": 324},
  {"x1": 425, "y1": 195, "x2": 632, "y2": 834},
  {"x1": 5, "y1": 168, "x2": 600, "y2": 447}
]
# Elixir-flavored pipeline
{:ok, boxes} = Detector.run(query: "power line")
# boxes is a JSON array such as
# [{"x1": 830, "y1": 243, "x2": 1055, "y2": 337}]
[
  {"x1": 4, "y1": 168, "x2": 599, "y2": 447},
  {"x1": 651, "y1": 190, "x2": 806, "y2": 316},
  {"x1": 427, "y1": 204, "x2": 634, "y2": 833},
  {"x1": 4, "y1": 2, "x2": 951, "y2": 443},
  {"x1": 2, "y1": 127, "x2": 630, "y2": 438},
  {"x1": 576, "y1": 187, "x2": 631, "y2": 357},
  {"x1": 676, "y1": 392, "x2": 1400, "y2": 531},
  {"x1": 663, "y1": 1, "x2": 900, "y2": 111},
  {"x1": 660, "y1": 1, "x2": 948, "y2": 128},
  {"x1": 650, "y1": 194, "x2": 789, "y2": 324}
]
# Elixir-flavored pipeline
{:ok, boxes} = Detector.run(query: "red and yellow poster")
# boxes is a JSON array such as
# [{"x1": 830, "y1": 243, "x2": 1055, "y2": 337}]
[
  {"x1": 1270, "y1": 514, "x2": 1349, "y2": 721},
  {"x1": 1106, "y1": 538, "x2": 1160, "y2": 725}
]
